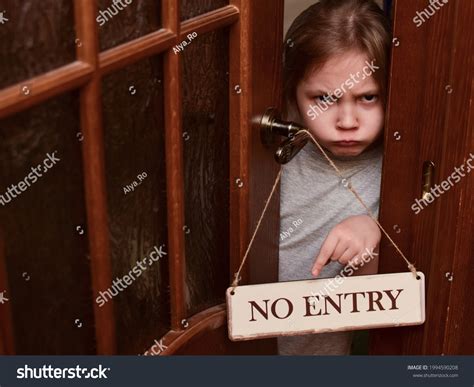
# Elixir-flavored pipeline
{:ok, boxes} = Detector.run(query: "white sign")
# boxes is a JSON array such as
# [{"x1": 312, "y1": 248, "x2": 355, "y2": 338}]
[{"x1": 227, "y1": 272, "x2": 425, "y2": 341}]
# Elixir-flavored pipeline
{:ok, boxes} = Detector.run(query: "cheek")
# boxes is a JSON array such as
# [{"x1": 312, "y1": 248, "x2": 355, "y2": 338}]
[
  {"x1": 304, "y1": 113, "x2": 336, "y2": 140},
  {"x1": 295, "y1": 96, "x2": 333, "y2": 134},
  {"x1": 360, "y1": 105, "x2": 384, "y2": 135}
]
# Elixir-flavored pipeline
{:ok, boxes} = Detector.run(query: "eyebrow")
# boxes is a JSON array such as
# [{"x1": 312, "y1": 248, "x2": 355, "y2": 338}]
[
  {"x1": 306, "y1": 89, "x2": 333, "y2": 96},
  {"x1": 306, "y1": 88, "x2": 380, "y2": 97},
  {"x1": 352, "y1": 89, "x2": 380, "y2": 98}
]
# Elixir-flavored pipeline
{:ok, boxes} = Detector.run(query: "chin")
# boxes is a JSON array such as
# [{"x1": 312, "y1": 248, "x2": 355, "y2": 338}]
[{"x1": 327, "y1": 146, "x2": 364, "y2": 158}]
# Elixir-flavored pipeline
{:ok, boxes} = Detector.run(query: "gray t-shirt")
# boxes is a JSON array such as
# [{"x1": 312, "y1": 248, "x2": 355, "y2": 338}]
[{"x1": 278, "y1": 140, "x2": 383, "y2": 355}]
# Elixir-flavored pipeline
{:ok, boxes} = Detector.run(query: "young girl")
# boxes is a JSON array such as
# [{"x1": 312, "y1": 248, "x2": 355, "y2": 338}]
[{"x1": 279, "y1": 0, "x2": 391, "y2": 355}]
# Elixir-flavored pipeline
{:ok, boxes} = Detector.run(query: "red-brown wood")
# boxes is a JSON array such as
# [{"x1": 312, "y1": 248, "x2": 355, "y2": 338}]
[
  {"x1": 370, "y1": 0, "x2": 473, "y2": 355},
  {"x1": 0, "y1": 8, "x2": 239, "y2": 119},
  {"x1": 181, "y1": 5, "x2": 239, "y2": 37},
  {"x1": 0, "y1": 1, "x2": 285, "y2": 355},
  {"x1": 227, "y1": 0, "x2": 284, "y2": 355},
  {"x1": 163, "y1": 0, "x2": 187, "y2": 333},
  {"x1": 246, "y1": 0, "x2": 284, "y2": 289},
  {"x1": 436, "y1": 0, "x2": 473, "y2": 355},
  {"x1": 0, "y1": 228, "x2": 15, "y2": 354},
  {"x1": 156, "y1": 304, "x2": 275, "y2": 355},
  {"x1": 76, "y1": 0, "x2": 117, "y2": 355},
  {"x1": 228, "y1": 0, "x2": 283, "y2": 290},
  {"x1": 0, "y1": 62, "x2": 93, "y2": 119},
  {"x1": 229, "y1": 0, "x2": 250, "y2": 286},
  {"x1": 99, "y1": 29, "x2": 175, "y2": 75}
]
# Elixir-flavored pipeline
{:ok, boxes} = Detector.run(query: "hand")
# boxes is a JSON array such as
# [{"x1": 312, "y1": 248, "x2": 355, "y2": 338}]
[{"x1": 311, "y1": 215, "x2": 381, "y2": 277}]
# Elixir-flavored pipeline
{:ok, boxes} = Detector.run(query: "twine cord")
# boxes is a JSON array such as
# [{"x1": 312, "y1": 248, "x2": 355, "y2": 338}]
[
  {"x1": 231, "y1": 169, "x2": 282, "y2": 292},
  {"x1": 231, "y1": 129, "x2": 418, "y2": 291}
]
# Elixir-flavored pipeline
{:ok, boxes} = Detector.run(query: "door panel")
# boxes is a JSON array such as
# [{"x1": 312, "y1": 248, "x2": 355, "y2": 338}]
[
  {"x1": 182, "y1": 29, "x2": 230, "y2": 318},
  {"x1": 101, "y1": 56, "x2": 170, "y2": 355},
  {"x1": 181, "y1": 0, "x2": 229, "y2": 21},
  {"x1": 97, "y1": 0, "x2": 162, "y2": 51},
  {"x1": 0, "y1": 0, "x2": 283, "y2": 355},
  {"x1": 0, "y1": 93, "x2": 95, "y2": 354},
  {"x1": 370, "y1": 0, "x2": 473, "y2": 355},
  {"x1": 0, "y1": 0, "x2": 76, "y2": 89}
]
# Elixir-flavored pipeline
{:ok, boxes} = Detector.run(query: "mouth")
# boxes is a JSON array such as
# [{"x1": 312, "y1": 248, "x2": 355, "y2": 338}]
[{"x1": 333, "y1": 141, "x2": 361, "y2": 147}]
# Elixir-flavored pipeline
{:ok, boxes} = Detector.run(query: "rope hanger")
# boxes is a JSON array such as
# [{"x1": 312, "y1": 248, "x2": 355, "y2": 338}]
[{"x1": 230, "y1": 129, "x2": 419, "y2": 293}]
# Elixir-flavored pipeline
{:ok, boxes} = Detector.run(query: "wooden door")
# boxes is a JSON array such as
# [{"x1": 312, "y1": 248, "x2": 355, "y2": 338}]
[
  {"x1": 370, "y1": 0, "x2": 473, "y2": 355},
  {"x1": 0, "y1": 0, "x2": 283, "y2": 355}
]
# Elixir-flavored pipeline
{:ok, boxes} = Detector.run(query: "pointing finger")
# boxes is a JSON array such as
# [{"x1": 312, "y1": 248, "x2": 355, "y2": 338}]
[{"x1": 312, "y1": 232, "x2": 339, "y2": 277}]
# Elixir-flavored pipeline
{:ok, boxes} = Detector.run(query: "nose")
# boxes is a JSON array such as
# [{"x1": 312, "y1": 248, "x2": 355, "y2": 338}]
[{"x1": 336, "y1": 103, "x2": 358, "y2": 130}]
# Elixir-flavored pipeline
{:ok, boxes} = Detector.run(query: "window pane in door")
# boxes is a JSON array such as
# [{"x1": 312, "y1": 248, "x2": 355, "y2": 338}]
[
  {"x1": 101, "y1": 56, "x2": 169, "y2": 355},
  {"x1": 182, "y1": 29, "x2": 229, "y2": 317},
  {"x1": 97, "y1": 0, "x2": 162, "y2": 51},
  {"x1": 0, "y1": 93, "x2": 95, "y2": 354},
  {"x1": 181, "y1": 0, "x2": 229, "y2": 21},
  {"x1": 0, "y1": 0, "x2": 76, "y2": 88}
]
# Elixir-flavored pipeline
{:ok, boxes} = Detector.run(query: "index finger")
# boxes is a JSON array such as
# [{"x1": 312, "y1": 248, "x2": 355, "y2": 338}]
[{"x1": 311, "y1": 232, "x2": 339, "y2": 277}]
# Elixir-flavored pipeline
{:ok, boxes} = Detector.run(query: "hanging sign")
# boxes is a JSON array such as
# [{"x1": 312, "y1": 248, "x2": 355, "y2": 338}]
[{"x1": 227, "y1": 272, "x2": 425, "y2": 341}]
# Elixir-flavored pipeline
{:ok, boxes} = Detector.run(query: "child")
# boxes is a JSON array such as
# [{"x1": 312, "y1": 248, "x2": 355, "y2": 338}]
[{"x1": 279, "y1": 0, "x2": 391, "y2": 355}]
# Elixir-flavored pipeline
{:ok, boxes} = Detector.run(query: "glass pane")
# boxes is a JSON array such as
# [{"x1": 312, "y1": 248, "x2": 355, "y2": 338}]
[
  {"x1": 102, "y1": 56, "x2": 169, "y2": 355},
  {"x1": 0, "y1": 93, "x2": 95, "y2": 354},
  {"x1": 181, "y1": 0, "x2": 228, "y2": 21},
  {"x1": 98, "y1": 0, "x2": 162, "y2": 51},
  {"x1": 0, "y1": 0, "x2": 76, "y2": 88},
  {"x1": 182, "y1": 29, "x2": 229, "y2": 317}
]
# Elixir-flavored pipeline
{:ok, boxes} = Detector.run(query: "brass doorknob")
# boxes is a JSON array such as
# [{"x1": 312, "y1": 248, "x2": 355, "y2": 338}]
[{"x1": 259, "y1": 107, "x2": 309, "y2": 164}]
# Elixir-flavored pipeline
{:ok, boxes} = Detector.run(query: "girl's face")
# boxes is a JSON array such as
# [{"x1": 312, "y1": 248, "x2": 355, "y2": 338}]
[{"x1": 295, "y1": 50, "x2": 384, "y2": 157}]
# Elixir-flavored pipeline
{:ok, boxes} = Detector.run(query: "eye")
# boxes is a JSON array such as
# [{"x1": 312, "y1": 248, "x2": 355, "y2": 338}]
[
  {"x1": 360, "y1": 94, "x2": 378, "y2": 103},
  {"x1": 315, "y1": 94, "x2": 334, "y2": 103}
]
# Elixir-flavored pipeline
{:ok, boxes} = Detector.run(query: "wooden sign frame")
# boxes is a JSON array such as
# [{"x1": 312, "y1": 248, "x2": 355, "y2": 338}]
[{"x1": 227, "y1": 272, "x2": 425, "y2": 341}]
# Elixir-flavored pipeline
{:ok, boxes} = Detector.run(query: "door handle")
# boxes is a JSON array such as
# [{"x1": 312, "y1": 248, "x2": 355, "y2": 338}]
[
  {"x1": 259, "y1": 107, "x2": 309, "y2": 164},
  {"x1": 274, "y1": 131, "x2": 309, "y2": 164}
]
